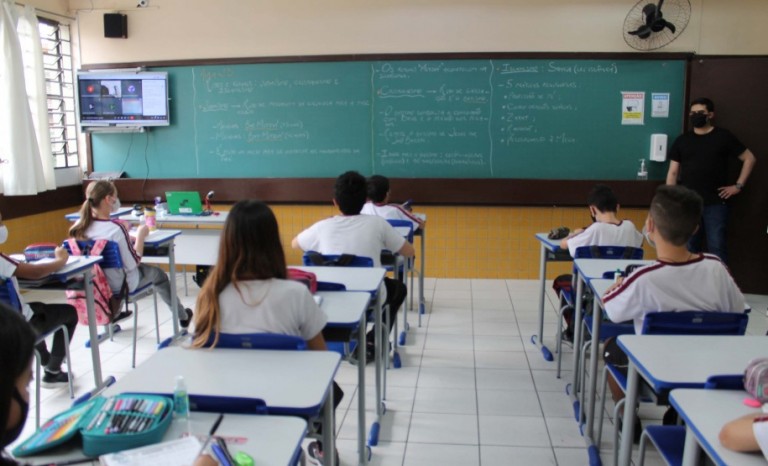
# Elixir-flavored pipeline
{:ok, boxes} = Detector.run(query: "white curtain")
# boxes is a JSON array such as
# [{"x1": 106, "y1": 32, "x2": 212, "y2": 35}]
[{"x1": 0, "y1": 0, "x2": 55, "y2": 195}]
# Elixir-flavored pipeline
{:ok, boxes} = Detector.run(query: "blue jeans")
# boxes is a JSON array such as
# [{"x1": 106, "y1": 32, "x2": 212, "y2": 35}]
[{"x1": 687, "y1": 203, "x2": 728, "y2": 263}]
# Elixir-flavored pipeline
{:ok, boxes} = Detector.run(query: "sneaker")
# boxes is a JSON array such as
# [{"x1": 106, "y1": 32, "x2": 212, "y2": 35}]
[
  {"x1": 349, "y1": 344, "x2": 376, "y2": 366},
  {"x1": 41, "y1": 370, "x2": 71, "y2": 389},
  {"x1": 307, "y1": 441, "x2": 339, "y2": 466},
  {"x1": 179, "y1": 308, "x2": 193, "y2": 329}
]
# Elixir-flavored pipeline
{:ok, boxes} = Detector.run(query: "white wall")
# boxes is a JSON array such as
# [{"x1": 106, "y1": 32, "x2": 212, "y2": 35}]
[{"x1": 68, "y1": 0, "x2": 768, "y2": 66}]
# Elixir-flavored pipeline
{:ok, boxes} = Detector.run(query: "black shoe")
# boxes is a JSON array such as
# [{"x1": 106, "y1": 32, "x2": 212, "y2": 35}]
[
  {"x1": 349, "y1": 343, "x2": 376, "y2": 366},
  {"x1": 113, "y1": 310, "x2": 133, "y2": 322},
  {"x1": 179, "y1": 308, "x2": 193, "y2": 329},
  {"x1": 617, "y1": 412, "x2": 642, "y2": 444},
  {"x1": 662, "y1": 406, "x2": 679, "y2": 425},
  {"x1": 42, "y1": 370, "x2": 71, "y2": 389}
]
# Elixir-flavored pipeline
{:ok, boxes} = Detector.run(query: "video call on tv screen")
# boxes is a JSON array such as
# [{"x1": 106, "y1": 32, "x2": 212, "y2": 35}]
[{"x1": 78, "y1": 74, "x2": 169, "y2": 125}]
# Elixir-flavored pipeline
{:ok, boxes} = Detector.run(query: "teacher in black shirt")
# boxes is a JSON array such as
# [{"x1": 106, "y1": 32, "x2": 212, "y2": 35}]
[{"x1": 666, "y1": 97, "x2": 756, "y2": 263}]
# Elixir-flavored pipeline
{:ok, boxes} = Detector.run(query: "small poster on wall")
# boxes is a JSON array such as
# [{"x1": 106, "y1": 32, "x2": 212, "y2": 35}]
[
  {"x1": 651, "y1": 93, "x2": 670, "y2": 118},
  {"x1": 621, "y1": 91, "x2": 645, "y2": 125}
]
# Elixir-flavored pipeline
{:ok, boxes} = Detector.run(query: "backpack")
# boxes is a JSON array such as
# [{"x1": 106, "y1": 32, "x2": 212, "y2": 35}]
[
  {"x1": 287, "y1": 268, "x2": 318, "y2": 294},
  {"x1": 305, "y1": 251, "x2": 358, "y2": 267},
  {"x1": 65, "y1": 239, "x2": 128, "y2": 326},
  {"x1": 744, "y1": 357, "x2": 768, "y2": 403}
]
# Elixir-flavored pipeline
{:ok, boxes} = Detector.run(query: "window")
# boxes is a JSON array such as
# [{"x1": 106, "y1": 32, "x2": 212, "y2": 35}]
[{"x1": 38, "y1": 18, "x2": 79, "y2": 169}]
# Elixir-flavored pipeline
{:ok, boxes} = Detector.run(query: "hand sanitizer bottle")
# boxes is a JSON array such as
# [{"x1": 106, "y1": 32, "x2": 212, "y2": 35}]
[
  {"x1": 637, "y1": 159, "x2": 648, "y2": 180},
  {"x1": 173, "y1": 375, "x2": 189, "y2": 419}
]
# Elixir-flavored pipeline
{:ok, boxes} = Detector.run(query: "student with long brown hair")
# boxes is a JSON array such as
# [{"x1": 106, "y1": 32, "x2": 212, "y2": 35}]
[
  {"x1": 69, "y1": 181, "x2": 192, "y2": 328},
  {"x1": 192, "y1": 200, "x2": 340, "y2": 465}
]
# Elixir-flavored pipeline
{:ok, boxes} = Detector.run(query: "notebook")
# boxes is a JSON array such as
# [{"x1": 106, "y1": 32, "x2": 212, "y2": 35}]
[{"x1": 165, "y1": 191, "x2": 203, "y2": 215}]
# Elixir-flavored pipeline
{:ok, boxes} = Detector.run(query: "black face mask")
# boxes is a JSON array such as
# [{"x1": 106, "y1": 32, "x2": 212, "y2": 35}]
[
  {"x1": 690, "y1": 113, "x2": 708, "y2": 128},
  {"x1": 1, "y1": 388, "x2": 29, "y2": 448}
]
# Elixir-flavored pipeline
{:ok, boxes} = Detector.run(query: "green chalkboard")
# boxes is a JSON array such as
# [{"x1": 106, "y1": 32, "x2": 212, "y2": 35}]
[{"x1": 91, "y1": 58, "x2": 685, "y2": 179}]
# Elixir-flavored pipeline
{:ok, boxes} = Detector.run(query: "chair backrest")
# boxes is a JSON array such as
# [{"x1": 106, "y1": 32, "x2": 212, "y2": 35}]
[
  {"x1": 704, "y1": 374, "x2": 744, "y2": 390},
  {"x1": 641, "y1": 311, "x2": 749, "y2": 336},
  {"x1": 302, "y1": 251, "x2": 374, "y2": 268},
  {"x1": 203, "y1": 332, "x2": 308, "y2": 351},
  {"x1": 386, "y1": 219, "x2": 414, "y2": 242},
  {"x1": 63, "y1": 239, "x2": 124, "y2": 269},
  {"x1": 574, "y1": 245, "x2": 644, "y2": 260},
  {"x1": 0, "y1": 278, "x2": 22, "y2": 312}
]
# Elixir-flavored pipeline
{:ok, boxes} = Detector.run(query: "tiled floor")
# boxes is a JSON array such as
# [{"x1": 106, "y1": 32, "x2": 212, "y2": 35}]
[{"x1": 15, "y1": 275, "x2": 768, "y2": 465}]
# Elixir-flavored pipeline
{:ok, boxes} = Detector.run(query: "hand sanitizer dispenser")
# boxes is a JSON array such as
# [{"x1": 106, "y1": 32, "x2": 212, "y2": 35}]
[
  {"x1": 637, "y1": 159, "x2": 648, "y2": 180},
  {"x1": 650, "y1": 134, "x2": 667, "y2": 162}
]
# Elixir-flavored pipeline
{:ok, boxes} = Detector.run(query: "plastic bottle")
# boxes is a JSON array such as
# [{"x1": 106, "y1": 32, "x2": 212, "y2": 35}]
[
  {"x1": 173, "y1": 376, "x2": 189, "y2": 419},
  {"x1": 144, "y1": 207, "x2": 157, "y2": 231},
  {"x1": 615, "y1": 268, "x2": 623, "y2": 284},
  {"x1": 637, "y1": 159, "x2": 648, "y2": 180}
]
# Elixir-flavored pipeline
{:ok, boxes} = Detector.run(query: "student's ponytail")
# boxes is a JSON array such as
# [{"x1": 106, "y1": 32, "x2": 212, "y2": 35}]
[{"x1": 68, "y1": 181, "x2": 116, "y2": 240}]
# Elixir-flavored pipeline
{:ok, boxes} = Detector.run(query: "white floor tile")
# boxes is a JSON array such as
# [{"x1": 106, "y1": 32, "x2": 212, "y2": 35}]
[
  {"x1": 420, "y1": 349, "x2": 476, "y2": 369},
  {"x1": 476, "y1": 389, "x2": 542, "y2": 417},
  {"x1": 403, "y1": 443, "x2": 480, "y2": 466},
  {"x1": 474, "y1": 351, "x2": 530, "y2": 370},
  {"x1": 545, "y1": 417, "x2": 585, "y2": 447},
  {"x1": 474, "y1": 335, "x2": 525, "y2": 352},
  {"x1": 478, "y1": 415, "x2": 550, "y2": 447},
  {"x1": 408, "y1": 412, "x2": 479, "y2": 445},
  {"x1": 553, "y1": 447, "x2": 591, "y2": 466},
  {"x1": 481, "y1": 445, "x2": 557, "y2": 466},
  {"x1": 417, "y1": 367, "x2": 476, "y2": 390},
  {"x1": 476, "y1": 369, "x2": 535, "y2": 391},
  {"x1": 413, "y1": 387, "x2": 478, "y2": 415}
]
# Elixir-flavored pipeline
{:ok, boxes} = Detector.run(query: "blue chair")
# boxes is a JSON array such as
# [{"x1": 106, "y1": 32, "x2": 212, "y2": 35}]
[
  {"x1": 636, "y1": 374, "x2": 745, "y2": 466},
  {"x1": 596, "y1": 311, "x2": 749, "y2": 464},
  {"x1": 0, "y1": 278, "x2": 74, "y2": 428},
  {"x1": 385, "y1": 219, "x2": 416, "y2": 346},
  {"x1": 63, "y1": 240, "x2": 160, "y2": 368},
  {"x1": 555, "y1": 245, "x2": 644, "y2": 377},
  {"x1": 202, "y1": 332, "x2": 308, "y2": 351}
]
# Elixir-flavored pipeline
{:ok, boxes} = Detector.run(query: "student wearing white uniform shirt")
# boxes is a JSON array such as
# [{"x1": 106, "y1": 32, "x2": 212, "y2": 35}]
[
  {"x1": 68, "y1": 181, "x2": 192, "y2": 328},
  {"x1": 554, "y1": 185, "x2": 643, "y2": 340},
  {"x1": 192, "y1": 200, "x2": 340, "y2": 466},
  {"x1": 720, "y1": 413, "x2": 768, "y2": 459},
  {"x1": 559, "y1": 184, "x2": 643, "y2": 257},
  {"x1": 361, "y1": 175, "x2": 425, "y2": 231},
  {"x1": 601, "y1": 185, "x2": 747, "y2": 420},
  {"x1": 292, "y1": 171, "x2": 415, "y2": 365},
  {"x1": 0, "y1": 212, "x2": 77, "y2": 388}
]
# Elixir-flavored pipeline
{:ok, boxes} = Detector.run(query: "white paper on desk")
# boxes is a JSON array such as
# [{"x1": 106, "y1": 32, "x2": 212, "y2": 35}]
[
  {"x1": 99, "y1": 436, "x2": 201, "y2": 466},
  {"x1": 31, "y1": 256, "x2": 80, "y2": 265}
]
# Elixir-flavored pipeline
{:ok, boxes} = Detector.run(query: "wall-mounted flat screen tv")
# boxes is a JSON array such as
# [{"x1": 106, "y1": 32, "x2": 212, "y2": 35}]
[{"x1": 77, "y1": 71, "x2": 169, "y2": 128}]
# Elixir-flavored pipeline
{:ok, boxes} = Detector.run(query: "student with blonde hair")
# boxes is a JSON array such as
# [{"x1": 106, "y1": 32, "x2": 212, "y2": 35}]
[{"x1": 69, "y1": 181, "x2": 192, "y2": 328}]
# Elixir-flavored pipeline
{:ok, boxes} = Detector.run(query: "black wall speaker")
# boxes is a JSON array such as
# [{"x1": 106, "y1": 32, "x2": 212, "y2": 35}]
[{"x1": 103, "y1": 13, "x2": 127, "y2": 38}]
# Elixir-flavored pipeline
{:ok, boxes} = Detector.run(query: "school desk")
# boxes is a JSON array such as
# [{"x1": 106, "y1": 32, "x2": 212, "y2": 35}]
[
  {"x1": 294, "y1": 266, "x2": 389, "y2": 450},
  {"x1": 103, "y1": 346, "x2": 341, "y2": 466},
  {"x1": 17, "y1": 256, "x2": 109, "y2": 390},
  {"x1": 670, "y1": 388, "x2": 766, "y2": 466},
  {"x1": 64, "y1": 207, "x2": 133, "y2": 221},
  {"x1": 533, "y1": 233, "x2": 573, "y2": 361},
  {"x1": 22, "y1": 411, "x2": 307, "y2": 466},
  {"x1": 135, "y1": 229, "x2": 184, "y2": 337},
  {"x1": 318, "y1": 290, "x2": 372, "y2": 464},
  {"x1": 616, "y1": 335, "x2": 767, "y2": 466}
]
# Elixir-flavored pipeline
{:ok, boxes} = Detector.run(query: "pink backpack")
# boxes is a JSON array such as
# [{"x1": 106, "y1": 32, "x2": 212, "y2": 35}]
[
  {"x1": 287, "y1": 268, "x2": 318, "y2": 294},
  {"x1": 65, "y1": 239, "x2": 127, "y2": 326}
]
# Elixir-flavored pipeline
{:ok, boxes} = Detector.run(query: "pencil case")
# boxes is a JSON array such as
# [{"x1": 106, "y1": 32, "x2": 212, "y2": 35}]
[{"x1": 13, "y1": 393, "x2": 173, "y2": 458}]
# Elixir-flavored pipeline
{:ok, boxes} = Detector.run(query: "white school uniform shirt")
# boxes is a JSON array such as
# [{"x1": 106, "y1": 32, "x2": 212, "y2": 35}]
[
  {"x1": 84, "y1": 219, "x2": 142, "y2": 293},
  {"x1": 565, "y1": 220, "x2": 643, "y2": 257},
  {"x1": 0, "y1": 253, "x2": 33, "y2": 320},
  {"x1": 361, "y1": 201, "x2": 421, "y2": 231},
  {"x1": 754, "y1": 418, "x2": 768, "y2": 460},
  {"x1": 602, "y1": 253, "x2": 747, "y2": 334},
  {"x1": 296, "y1": 214, "x2": 406, "y2": 268},
  {"x1": 217, "y1": 279, "x2": 328, "y2": 342}
]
